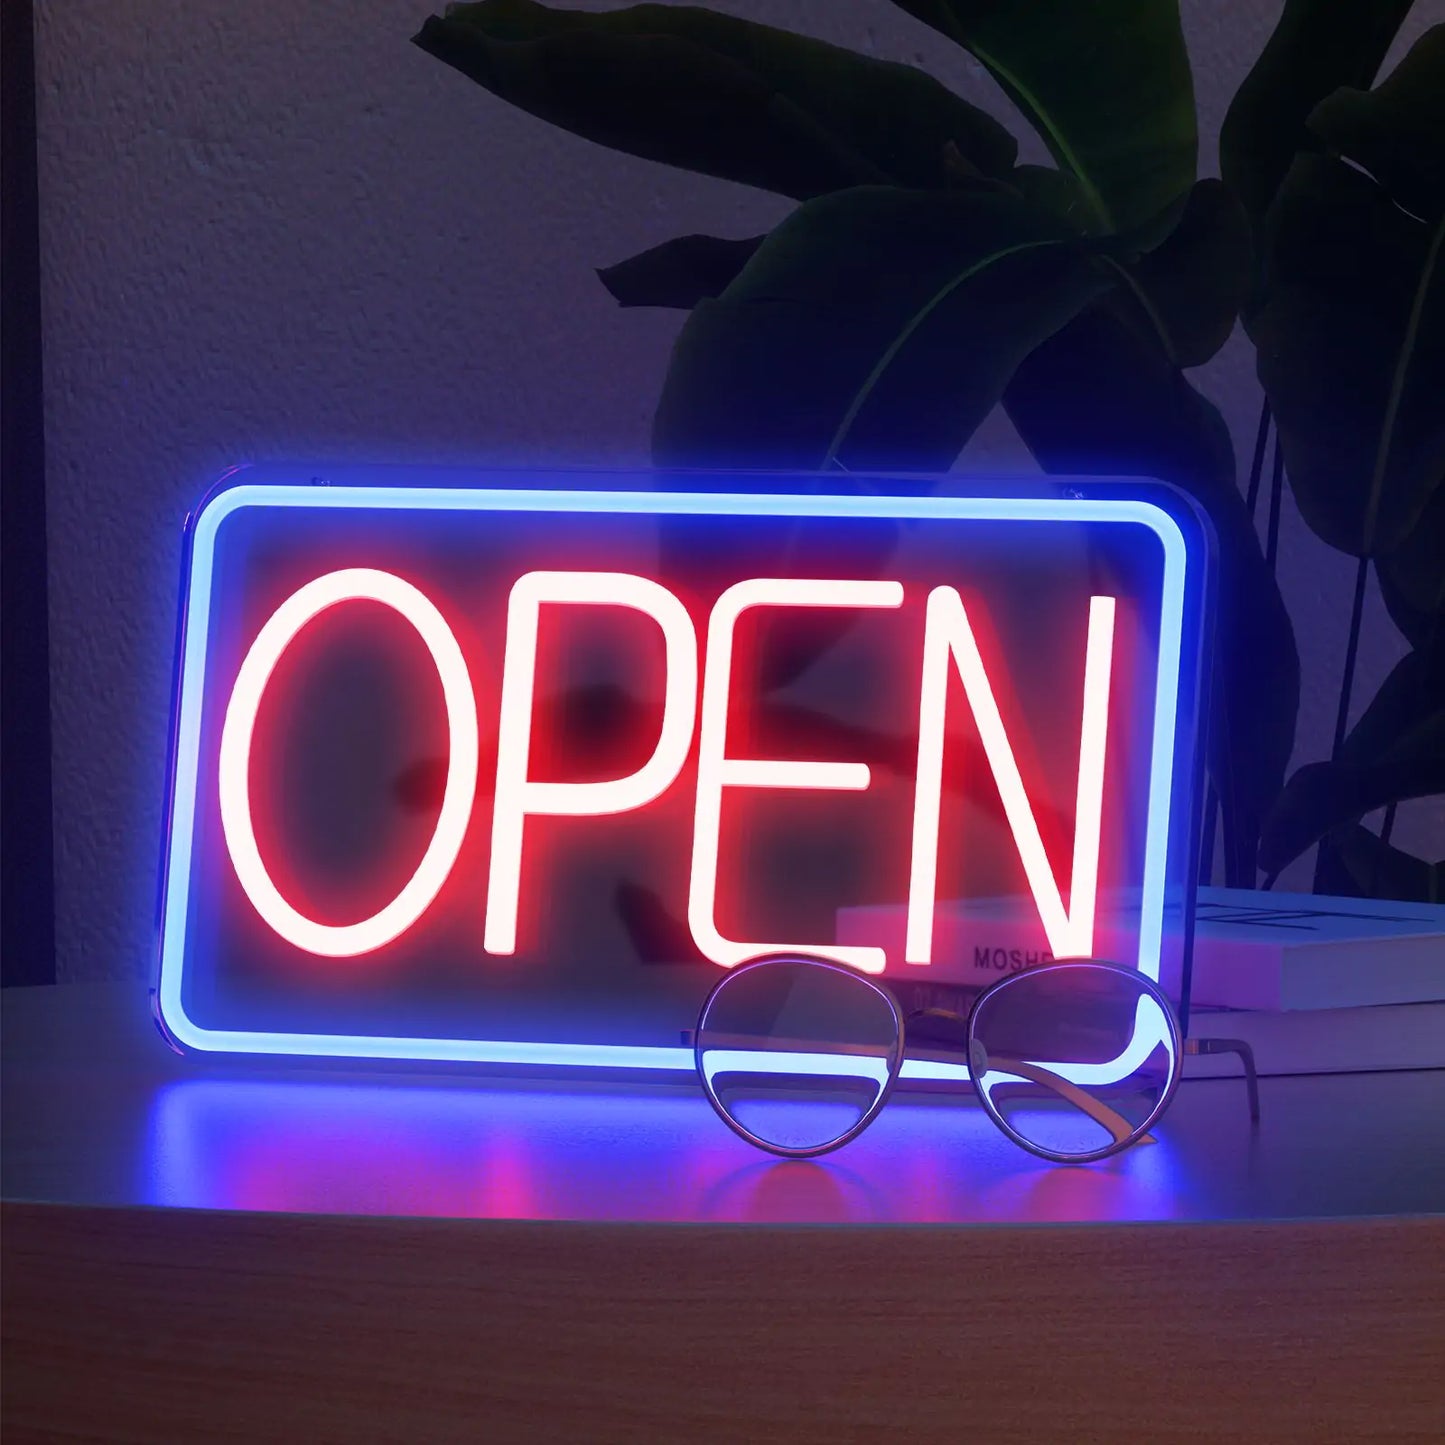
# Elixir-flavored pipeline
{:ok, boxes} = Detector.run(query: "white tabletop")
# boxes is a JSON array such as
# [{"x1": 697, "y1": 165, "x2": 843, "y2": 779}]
[{"x1": 4, "y1": 983, "x2": 1443, "y2": 1224}]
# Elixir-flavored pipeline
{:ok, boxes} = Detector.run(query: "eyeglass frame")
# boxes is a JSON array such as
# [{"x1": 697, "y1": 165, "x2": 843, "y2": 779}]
[{"x1": 687, "y1": 953, "x2": 1255, "y2": 1165}]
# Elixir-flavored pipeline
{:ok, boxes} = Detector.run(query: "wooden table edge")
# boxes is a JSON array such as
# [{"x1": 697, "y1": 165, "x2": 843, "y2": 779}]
[{"x1": 5, "y1": 1201, "x2": 1443, "y2": 1442}]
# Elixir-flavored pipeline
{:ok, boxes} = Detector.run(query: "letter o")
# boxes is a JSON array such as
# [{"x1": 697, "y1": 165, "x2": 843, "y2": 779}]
[{"x1": 218, "y1": 568, "x2": 478, "y2": 956}]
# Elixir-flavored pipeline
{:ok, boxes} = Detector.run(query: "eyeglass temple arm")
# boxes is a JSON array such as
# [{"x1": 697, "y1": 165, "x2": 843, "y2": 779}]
[
  {"x1": 982, "y1": 1055, "x2": 1149, "y2": 1147},
  {"x1": 1184, "y1": 1037, "x2": 1261, "y2": 1122},
  {"x1": 905, "y1": 1007, "x2": 1148, "y2": 1145}
]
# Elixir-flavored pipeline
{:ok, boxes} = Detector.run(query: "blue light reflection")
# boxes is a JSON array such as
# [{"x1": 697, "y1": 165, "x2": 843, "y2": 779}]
[{"x1": 146, "y1": 1074, "x2": 1190, "y2": 1224}]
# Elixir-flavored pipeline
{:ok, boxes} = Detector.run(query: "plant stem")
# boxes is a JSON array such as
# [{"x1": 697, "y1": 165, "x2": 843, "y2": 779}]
[
  {"x1": 1198, "y1": 780, "x2": 1218, "y2": 887},
  {"x1": 1366, "y1": 803, "x2": 1399, "y2": 899},
  {"x1": 1203, "y1": 398, "x2": 1270, "y2": 893},
  {"x1": 1331, "y1": 556, "x2": 1370, "y2": 760},
  {"x1": 1315, "y1": 554, "x2": 1371, "y2": 891},
  {"x1": 1244, "y1": 399, "x2": 1270, "y2": 518},
  {"x1": 1253, "y1": 416, "x2": 1284, "y2": 890},
  {"x1": 1265, "y1": 429, "x2": 1285, "y2": 569}
]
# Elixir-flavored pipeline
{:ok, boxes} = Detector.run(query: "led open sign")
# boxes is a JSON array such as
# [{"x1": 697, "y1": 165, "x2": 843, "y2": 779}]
[{"x1": 155, "y1": 467, "x2": 1210, "y2": 1076}]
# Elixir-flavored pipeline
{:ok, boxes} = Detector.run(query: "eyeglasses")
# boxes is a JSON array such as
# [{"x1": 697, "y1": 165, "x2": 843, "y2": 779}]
[{"x1": 689, "y1": 955, "x2": 1257, "y2": 1164}]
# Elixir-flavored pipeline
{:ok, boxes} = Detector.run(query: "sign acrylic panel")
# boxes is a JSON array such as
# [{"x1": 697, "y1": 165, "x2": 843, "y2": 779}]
[{"x1": 154, "y1": 466, "x2": 1211, "y2": 1076}]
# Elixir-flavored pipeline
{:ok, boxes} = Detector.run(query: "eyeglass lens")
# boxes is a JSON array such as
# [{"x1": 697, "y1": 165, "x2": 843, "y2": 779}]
[
  {"x1": 696, "y1": 959, "x2": 901, "y2": 1155},
  {"x1": 969, "y1": 962, "x2": 1178, "y2": 1159}
]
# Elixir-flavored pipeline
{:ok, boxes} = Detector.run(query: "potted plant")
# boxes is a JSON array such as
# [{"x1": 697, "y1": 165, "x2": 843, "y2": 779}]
[{"x1": 413, "y1": 0, "x2": 1443, "y2": 900}]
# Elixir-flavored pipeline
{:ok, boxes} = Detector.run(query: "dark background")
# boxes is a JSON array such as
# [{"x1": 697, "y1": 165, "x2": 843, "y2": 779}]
[{"x1": 3, "y1": 1, "x2": 1439, "y2": 988}]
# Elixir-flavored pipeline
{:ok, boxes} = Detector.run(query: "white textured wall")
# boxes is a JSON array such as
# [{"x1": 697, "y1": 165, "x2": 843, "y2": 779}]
[{"x1": 37, "y1": 0, "x2": 1442, "y2": 981}]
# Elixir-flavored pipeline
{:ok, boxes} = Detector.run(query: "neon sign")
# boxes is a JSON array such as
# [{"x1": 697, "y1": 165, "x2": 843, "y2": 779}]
[{"x1": 155, "y1": 468, "x2": 1210, "y2": 1075}]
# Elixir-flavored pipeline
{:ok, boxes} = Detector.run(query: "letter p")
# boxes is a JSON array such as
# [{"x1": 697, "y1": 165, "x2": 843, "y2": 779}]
[{"x1": 484, "y1": 572, "x2": 697, "y2": 955}]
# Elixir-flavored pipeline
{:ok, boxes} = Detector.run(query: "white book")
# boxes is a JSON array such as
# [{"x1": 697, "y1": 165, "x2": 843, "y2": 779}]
[
  {"x1": 1184, "y1": 1000, "x2": 1445, "y2": 1078},
  {"x1": 1190, "y1": 888, "x2": 1445, "y2": 1011},
  {"x1": 836, "y1": 887, "x2": 1445, "y2": 1012}
]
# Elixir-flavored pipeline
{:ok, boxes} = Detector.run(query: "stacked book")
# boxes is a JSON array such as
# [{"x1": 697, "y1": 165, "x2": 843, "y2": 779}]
[
  {"x1": 1180, "y1": 888, "x2": 1445, "y2": 1078},
  {"x1": 836, "y1": 888, "x2": 1445, "y2": 1077}
]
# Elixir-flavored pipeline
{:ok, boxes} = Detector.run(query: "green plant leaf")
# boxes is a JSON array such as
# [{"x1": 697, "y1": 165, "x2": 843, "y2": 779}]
[
  {"x1": 649, "y1": 188, "x2": 1111, "y2": 691},
  {"x1": 592, "y1": 180, "x2": 1247, "y2": 373},
  {"x1": 1309, "y1": 25, "x2": 1445, "y2": 223},
  {"x1": 414, "y1": 1, "x2": 1017, "y2": 200},
  {"x1": 1220, "y1": 0, "x2": 1415, "y2": 237},
  {"x1": 1265, "y1": 760, "x2": 1444, "y2": 878},
  {"x1": 1377, "y1": 478, "x2": 1445, "y2": 650},
  {"x1": 1115, "y1": 179, "x2": 1250, "y2": 368},
  {"x1": 598, "y1": 234, "x2": 764, "y2": 309},
  {"x1": 652, "y1": 185, "x2": 1110, "y2": 472},
  {"x1": 1258, "y1": 641, "x2": 1445, "y2": 875},
  {"x1": 1336, "y1": 640, "x2": 1445, "y2": 769},
  {"x1": 1011, "y1": 174, "x2": 1248, "y2": 366},
  {"x1": 1315, "y1": 823, "x2": 1443, "y2": 904},
  {"x1": 1001, "y1": 295, "x2": 1300, "y2": 887},
  {"x1": 1007, "y1": 165, "x2": 1105, "y2": 236},
  {"x1": 887, "y1": 1, "x2": 1196, "y2": 235},
  {"x1": 596, "y1": 162, "x2": 1116, "y2": 312},
  {"x1": 1251, "y1": 153, "x2": 1445, "y2": 557}
]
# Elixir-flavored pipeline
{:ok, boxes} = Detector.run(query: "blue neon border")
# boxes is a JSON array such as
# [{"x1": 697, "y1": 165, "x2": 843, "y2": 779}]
[{"x1": 154, "y1": 474, "x2": 1199, "y2": 1077}]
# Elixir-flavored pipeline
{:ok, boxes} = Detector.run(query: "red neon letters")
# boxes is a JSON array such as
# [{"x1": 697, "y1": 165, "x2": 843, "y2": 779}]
[{"x1": 220, "y1": 570, "x2": 1116, "y2": 971}]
